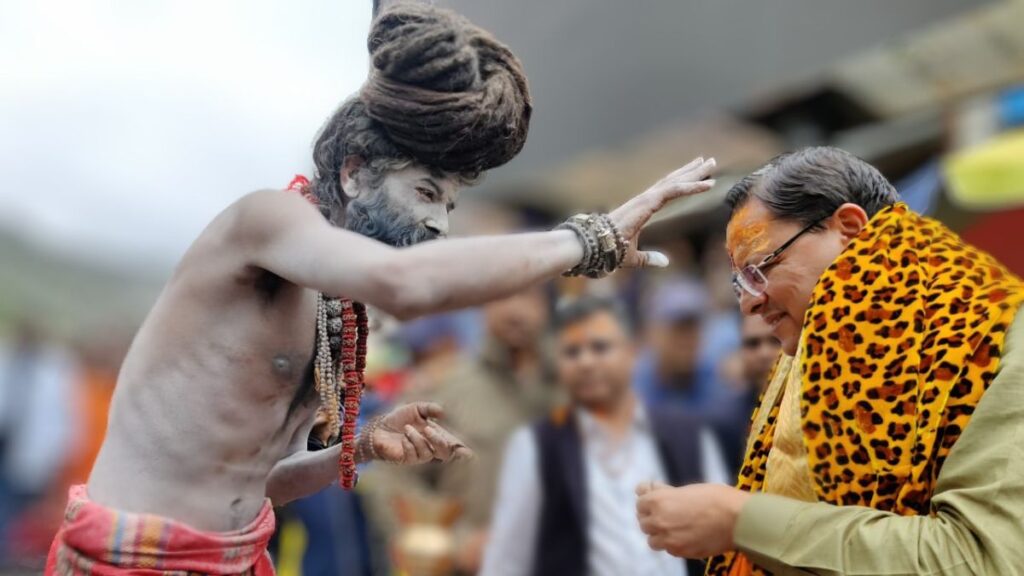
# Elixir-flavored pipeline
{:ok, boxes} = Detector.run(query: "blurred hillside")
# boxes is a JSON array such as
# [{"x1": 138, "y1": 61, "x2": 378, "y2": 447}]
[{"x1": 0, "y1": 229, "x2": 160, "y2": 339}]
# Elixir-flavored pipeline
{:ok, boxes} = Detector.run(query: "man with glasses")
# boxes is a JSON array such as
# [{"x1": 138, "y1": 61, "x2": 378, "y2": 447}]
[
  {"x1": 482, "y1": 296, "x2": 729, "y2": 576},
  {"x1": 636, "y1": 147, "x2": 1024, "y2": 575}
]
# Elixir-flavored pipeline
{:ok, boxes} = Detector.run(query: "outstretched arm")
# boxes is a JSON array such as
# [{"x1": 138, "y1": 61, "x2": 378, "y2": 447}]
[
  {"x1": 266, "y1": 403, "x2": 471, "y2": 506},
  {"x1": 239, "y1": 158, "x2": 715, "y2": 320}
]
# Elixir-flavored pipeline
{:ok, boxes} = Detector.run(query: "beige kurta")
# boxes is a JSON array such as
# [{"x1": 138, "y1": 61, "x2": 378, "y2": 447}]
[
  {"x1": 760, "y1": 343, "x2": 817, "y2": 504},
  {"x1": 733, "y1": 312, "x2": 1024, "y2": 575}
]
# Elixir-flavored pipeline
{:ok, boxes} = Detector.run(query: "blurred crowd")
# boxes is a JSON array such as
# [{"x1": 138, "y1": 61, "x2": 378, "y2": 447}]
[
  {"x1": 0, "y1": 322, "x2": 131, "y2": 572},
  {"x1": 0, "y1": 204, "x2": 777, "y2": 576}
]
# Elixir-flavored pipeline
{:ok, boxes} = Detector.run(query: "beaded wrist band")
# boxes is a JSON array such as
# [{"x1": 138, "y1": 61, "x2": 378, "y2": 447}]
[
  {"x1": 557, "y1": 217, "x2": 597, "y2": 277},
  {"x1": 355, "y1": 415, "x2": 383, "y2": 464},
  {"x1": 556, "y1": 213, "x2": 627, "y2": 278},
  {"x1": 599, "y1": 214, "x2": 628, "y2": 264}
]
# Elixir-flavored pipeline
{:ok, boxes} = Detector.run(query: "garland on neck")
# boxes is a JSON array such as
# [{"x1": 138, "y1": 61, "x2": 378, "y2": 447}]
[{"x1": 288, "y1": 174, "x2": 367, "y2": 490}]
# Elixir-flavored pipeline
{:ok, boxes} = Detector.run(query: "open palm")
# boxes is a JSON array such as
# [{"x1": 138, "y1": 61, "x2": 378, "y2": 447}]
[
  {"x1": 372, "y1": 402, "x2": 473, "y2": 465},
  {"x1": 609, "y1": 156, "x2": 717, "y2": 268}
]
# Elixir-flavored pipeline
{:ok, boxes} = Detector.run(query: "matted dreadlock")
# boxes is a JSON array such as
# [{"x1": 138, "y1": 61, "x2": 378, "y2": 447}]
[
  {"x1": 311, "y1": 1, "x2": 532, "y2": 224},
  {"x1": 302, "y1": 0, "x2": 532, "y2": 490}
]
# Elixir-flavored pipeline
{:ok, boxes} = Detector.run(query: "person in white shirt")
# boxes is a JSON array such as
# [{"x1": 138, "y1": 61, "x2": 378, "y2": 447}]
[{"x1": 481, "y1": 296, "x2": 730, "y2": 576}]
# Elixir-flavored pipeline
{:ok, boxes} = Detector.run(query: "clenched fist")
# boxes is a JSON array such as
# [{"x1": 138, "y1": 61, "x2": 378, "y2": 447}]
[{"x1": 636, "y1": 482, "x2": 751, "y2": 559}]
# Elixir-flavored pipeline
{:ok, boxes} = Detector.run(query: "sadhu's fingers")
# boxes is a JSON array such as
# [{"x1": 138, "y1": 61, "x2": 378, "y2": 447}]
[
  {"x1": 636, "y1": 251, "x2": 670, "y2": 269},
  {"x1": 416, "y1": 402, "x2": 445, "y2": 421},
  {"x1": 677, "y1": 155, "x2": 705, "y2": 173},
  {"x1": 400, "y1": 436, "x2": 417, "y2": 464},
  {"x1": 609, "y1": 157, "x2": 707, "y2": 222},
  {"x1": 423, "y1": 424, "x2": 454, "y2": 461},
  {"x1": 662, "y1": 179, "x2": 716, "y2": 204},
  {"x1": 404, "y1": 425, "x2": 434, "y2": 461},
  {"x1": 646, "y1": 157, "x2": 717, "y2": 204},
  {"x1": 425, "y1": 422, "x2": 474, "y2": 462},
  {"x1": 658, "y1": 157, "x2": 716, "y2": 189},
  {"x1": 622, "y1": 248, "x2": 670, "y2": 269}
]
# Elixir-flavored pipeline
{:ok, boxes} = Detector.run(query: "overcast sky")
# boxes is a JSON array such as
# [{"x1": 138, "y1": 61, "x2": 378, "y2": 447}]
[
  {"x1": 0, "y1": 0, "x2": 373, "y2": 273},
  {"x1": 1, "y1": 0, "x2": 986, "y2": 277}
]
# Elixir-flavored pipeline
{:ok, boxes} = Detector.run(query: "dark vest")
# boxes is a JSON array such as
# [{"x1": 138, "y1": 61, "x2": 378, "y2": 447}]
[{"x1": 531, "y1": 406, "x2": 707, "y2": 576}]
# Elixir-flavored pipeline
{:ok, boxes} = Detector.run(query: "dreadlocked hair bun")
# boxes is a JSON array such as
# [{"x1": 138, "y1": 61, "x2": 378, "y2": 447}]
[{"x1": 360, "y1": 2, "x2": 532, "y2": 174}]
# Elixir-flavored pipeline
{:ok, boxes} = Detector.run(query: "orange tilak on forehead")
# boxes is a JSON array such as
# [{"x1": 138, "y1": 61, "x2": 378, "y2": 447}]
[{"x1": 726, "y1": 203, "x2": 772, "y2": 267}]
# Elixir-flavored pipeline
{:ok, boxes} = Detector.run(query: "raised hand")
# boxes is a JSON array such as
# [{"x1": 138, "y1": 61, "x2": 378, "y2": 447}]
[
  {"x1": 609, "y1": 156, "x2": 717, "y2": 268},
  {"x1": 367, "y1": 402, "x2": 473, "y2": 465}
]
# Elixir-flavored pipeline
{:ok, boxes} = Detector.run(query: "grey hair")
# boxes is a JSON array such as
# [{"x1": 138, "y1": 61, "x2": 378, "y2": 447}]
[
  {"x1": 725, "y1": 147, "x2": 900, "y2": 229},
  {"x1": 312, "y1": 147, "x2": 413, "y2": 224}
]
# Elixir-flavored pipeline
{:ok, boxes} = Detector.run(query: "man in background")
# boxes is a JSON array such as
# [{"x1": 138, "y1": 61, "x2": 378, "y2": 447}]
[
  {"x1": 482, "y1": 296, "x2": 729, "y2": 576},
  {"x1": 634, "y1": 277, "x2": 745, "y2": 472},
  {"x1": 718, "y1": 315, "x2": 781, "y2": 470},
  {"x1": 738, "y1": 315, "x2": 779, "y2": 399},
  {"x1": 634, "y1": 277, "x2": 733, "y2": 415},
  {"x1": 364, "y1": 285, "x2": 557, "y2": 574}
]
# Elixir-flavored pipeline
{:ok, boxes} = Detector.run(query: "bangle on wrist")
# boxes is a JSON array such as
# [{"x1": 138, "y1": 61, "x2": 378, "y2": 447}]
[
  {"x1": 356, "y1": 416, "x2": 382, "y2": 463},
  {"x1": 555, "y1": 213, "x2": 626, "y2": 278}
]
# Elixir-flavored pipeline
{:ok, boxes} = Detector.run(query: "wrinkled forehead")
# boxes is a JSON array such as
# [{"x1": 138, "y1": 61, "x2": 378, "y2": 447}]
[{"x1": 725, "y1": 200, "x2": 773, "y2": 266}]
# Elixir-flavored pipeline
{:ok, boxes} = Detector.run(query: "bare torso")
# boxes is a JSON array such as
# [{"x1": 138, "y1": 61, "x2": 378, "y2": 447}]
[
  {"x1": 88, "y1": 205, "x2": 321, "y2": 531},
  {"x1": 83, "y1": 156, "x2": 715, "y2": 533}
]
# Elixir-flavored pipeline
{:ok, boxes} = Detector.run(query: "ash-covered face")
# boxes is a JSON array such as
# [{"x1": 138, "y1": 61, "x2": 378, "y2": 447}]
[{"x1": 343, "y1": 164, "x2": 464, "y2": 247}]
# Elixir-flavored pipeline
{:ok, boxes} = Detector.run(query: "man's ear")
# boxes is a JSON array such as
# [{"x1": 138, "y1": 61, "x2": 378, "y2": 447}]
[
  {"x1": 340, "y1": 156, "x2": 364, "y2": 200},
  {"x1": 831, "y1": 203, "x2": 869, "y2": 242}
]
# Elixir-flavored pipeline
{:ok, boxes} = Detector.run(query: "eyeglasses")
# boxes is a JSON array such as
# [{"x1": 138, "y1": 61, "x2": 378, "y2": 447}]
[{"x1": 732, "y1": 217, "x2": 825, "y2": 299}]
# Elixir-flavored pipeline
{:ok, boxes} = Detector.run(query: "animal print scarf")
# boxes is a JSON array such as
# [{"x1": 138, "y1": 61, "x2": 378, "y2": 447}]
[{"x1": 707, "y1": 202, "x2": 1024, "y2": 575}]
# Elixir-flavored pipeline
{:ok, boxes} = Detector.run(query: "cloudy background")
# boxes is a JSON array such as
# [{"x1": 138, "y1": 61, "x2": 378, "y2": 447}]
[
  {"x1": 1, "y1": 0, "x2": 374, "y2": 274},
  {"x1": 1, "y1": 0, "x2": 985, "y2": 279}
]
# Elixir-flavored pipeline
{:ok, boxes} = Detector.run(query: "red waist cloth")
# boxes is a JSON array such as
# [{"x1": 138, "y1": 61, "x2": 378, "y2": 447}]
[{"x1": 46, "y1": 485, "x2": 276, "y2": 575}]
